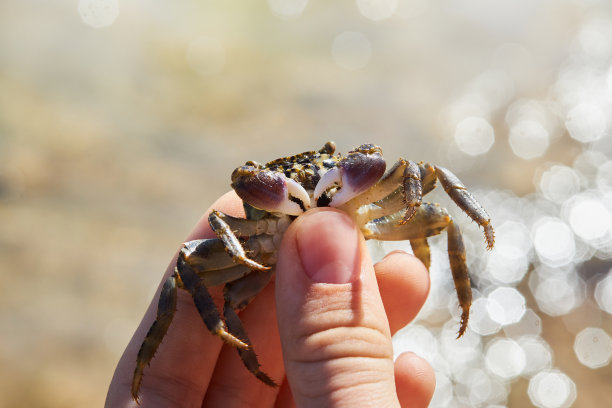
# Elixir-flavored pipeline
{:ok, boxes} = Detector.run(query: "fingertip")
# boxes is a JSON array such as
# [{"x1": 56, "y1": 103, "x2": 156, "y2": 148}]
[
  {"x1": 378, "y1": 250, "x2": 429, "y2": 281},
  {"x1": 395, "y1": 352, "x2": 436, "y2": 408},
  {"x1": 375, "y1": 251, "x2": 430, "y2": 334}
]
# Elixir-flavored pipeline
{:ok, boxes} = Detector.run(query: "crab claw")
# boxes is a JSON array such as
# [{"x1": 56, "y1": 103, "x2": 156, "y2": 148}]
[
  {"x1": 314, "y1": 144, "x2": 386, "y2": 207},
  {"x1": 231, "y1": 166, "x2": 311, "y2": 216}
]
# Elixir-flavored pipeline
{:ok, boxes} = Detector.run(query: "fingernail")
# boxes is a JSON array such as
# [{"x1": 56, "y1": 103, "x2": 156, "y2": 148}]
[{"x1": 296, "y1": 210, "x2": 360, "y2": 284}]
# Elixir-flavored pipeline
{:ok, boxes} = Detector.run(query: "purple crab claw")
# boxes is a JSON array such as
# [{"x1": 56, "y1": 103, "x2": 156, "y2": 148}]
[
  {"x1": 314, "y1": 144, "x2": 386, "y2": 207},
  {"x1": 231, "y1": 166, "x2": 311, "y2": 216}
]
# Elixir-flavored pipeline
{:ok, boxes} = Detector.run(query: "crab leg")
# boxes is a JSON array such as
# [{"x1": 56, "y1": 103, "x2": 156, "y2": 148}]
[
  {"x1": 132, "y1": 272, "x2": 179, "y2": 402},
  {"x1": 182, "y1": 238, "x2": 244, "y2": 271},
  {"x1": 362, "y1": 203, "x2": 472, "y2": 337},
  {"x1": 446, "y1": 220, "x2": 471, "y2": 338},
  {"x1": 211, "y1": 210, "x2": 292, "y2": 239},
  {"x1": 399, "y1": 160, "x2": 423, "y2": 224},
  {"x1": 409, "y1": 238, "x2": 431, "y2": 271},
  {"x1": 362, "y1": 203, "x2": 451, "y2": 241},
  {"x1": 209, "y1": 210, "x2": 271, "y2": 272},
  {"x1": 176, "y1": 254, "x2": 250, "y2": 349},
  {"x1": 222, "y1": 269, "x2": 277, "y2": 386},
  {"x1": 434, "y1": 166, "x2": 495, "y2": 250},
  {"x1": 418, "y1": 162, "x2": 437, "y2": 196}
]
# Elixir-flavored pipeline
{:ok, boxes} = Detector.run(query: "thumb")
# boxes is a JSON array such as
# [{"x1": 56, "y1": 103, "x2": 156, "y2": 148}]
[{"x1": 275, "y1": 208, "x2": 399, "y2": 408}]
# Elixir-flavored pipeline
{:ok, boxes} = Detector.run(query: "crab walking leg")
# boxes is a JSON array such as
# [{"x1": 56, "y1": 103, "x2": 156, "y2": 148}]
[
  {"x1": 181, "y1": 238, "x2": 246, "y2": 271},
  {"x1": 222, "y1": 269, "x2": 277, "y2": 387},
  {"x1": 176, "y1": 254, "x2": 250, "y2": 350},
  {"x1": 211, "y1": 209, "x2": 292, "y2": 239},
  {"x1": 362, "y1": 204, "x2": 473, "y2": 337},
  {"x1": 399, "y1": 160, "x2": 423, "y2": 224},
  {"x1": 446, "y1": 220, "x2": 472, "y2": 338},
  {"x1": 434, "y1": 166, "x2": 495, "y2": 250},
  {"x1": 208, "y1": 210, "x2": 271, "y2": 272},
  {"x1": 418, "y1": 162, "x2": 437, "y2": 196},
  {"x1": 132, "y1": 272, "x2": 179, "y2": 402},
  {"x1": 409, "y1": 238, "x2": 431, "y2": 271},
  {"x1": 362, "y1": 203, "x2": 452, "y2": 241},
  {"x1": 360, "y1": 189, "x2": 407, "y2": 222}
]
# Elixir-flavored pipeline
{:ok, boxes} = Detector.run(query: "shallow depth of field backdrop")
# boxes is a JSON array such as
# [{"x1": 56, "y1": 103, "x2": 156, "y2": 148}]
[{"x1": 2, "y1": 1, "x2": 612, "y2": 407}]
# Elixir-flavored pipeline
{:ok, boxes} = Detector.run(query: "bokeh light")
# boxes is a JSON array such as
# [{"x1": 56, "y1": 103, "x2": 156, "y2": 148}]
[
  {"x1": 530, "y1": 272, "x2": 585, "y2": 317},
  {"x1": 537, "y1": 165, "x2": 581, "y2": 204},
  {"x1": 453, "y1": 116, "x2": 495, "y2": 156},
  {"x1": 573, "y1": 327, "x2": 612, "y2": 369},
  {"x1": 565, "y1": 194, "x2": 611, "y2": 243},
  {"x1": 468, "y1": 297, "x2": 502, "y2": 336},
  {"x1": 565, "y1": 104, "x2": 606, "y2": 143},
  {"x1": 596, "y1": 160, "x2": 612, "y2": 191},
  {"x1": 392, "y1": 324, "x2": 437, "y2": 363},
  {"x1": 503, "y1": 309, "x2": 543, "y2": 338},
  {"x1": 509, "y1": 119, "x2": 550, "y2": 160},
  {"x1": 532, "y1": 217, "x2": 575, "y2": 267},
  {"x1": 518, "y1": 336, "x2": 553, "y2": 377},
  {"x1": 78, "y1": 0, "x2": 119, "y2": 28},
  {"x1": 356, "y1": 0, "x2": 397, "y2": 21},
  {"x1": 528, "y1": 369, "x2": 577, "y2": 408},
  {"x1": 486, "y1": 221, "x2": 531, "y2": 284},
  {"x1": 485, "y1": 338, "x2": 526, "y2": 379},
  {"x1": 594, "y1": 270, "x2": 612, "y2": 315},
  {"x1": 487, "y1": 287, "x2": 526, "y2": 326}
]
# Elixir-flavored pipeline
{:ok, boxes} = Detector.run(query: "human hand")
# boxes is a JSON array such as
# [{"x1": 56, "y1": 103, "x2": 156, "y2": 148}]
[{"x1": 106, "y1": 191, "x2": 435, "y2": 407}]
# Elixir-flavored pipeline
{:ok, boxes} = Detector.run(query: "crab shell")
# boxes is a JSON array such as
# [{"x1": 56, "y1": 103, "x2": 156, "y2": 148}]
[{"x1": 230, "y1": 145, "x2": 386, "y2": 216}]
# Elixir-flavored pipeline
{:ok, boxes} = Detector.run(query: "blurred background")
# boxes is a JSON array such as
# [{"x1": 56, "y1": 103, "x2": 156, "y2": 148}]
[{"x1": 1, "y1": 0, "x2": 612, "y2": 406}]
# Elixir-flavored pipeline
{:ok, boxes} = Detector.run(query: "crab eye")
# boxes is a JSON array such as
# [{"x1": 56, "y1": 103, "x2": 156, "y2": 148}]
[
  {"x1": 231, "y1": 167, "x2": 310, "y2": 216},
  {"x1": 314, "y1": 147, "x2": 386, "y2": 207}
]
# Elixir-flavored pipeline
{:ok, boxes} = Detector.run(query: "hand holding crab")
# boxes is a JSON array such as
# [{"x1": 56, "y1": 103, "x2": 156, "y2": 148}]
[{"x1": 106, "y1": 142, "x2": 493, "y2": 407}]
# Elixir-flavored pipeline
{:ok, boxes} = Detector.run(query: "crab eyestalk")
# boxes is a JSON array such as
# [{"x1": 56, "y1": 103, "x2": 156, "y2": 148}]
[
  {"x1": 314, "y1": 145, "x2": 386, "y2": 207},
  {"x1": 231, "y1": 166, "x2": 311, "y2": 216}
]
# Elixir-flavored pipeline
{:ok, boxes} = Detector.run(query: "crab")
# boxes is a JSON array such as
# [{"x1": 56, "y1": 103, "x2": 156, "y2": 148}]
[{"x1": 131, "y1": 141, "x2": 495, "y2": 402}]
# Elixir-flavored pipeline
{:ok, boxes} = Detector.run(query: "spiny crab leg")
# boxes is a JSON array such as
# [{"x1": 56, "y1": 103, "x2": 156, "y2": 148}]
[
  {"x1": 132, "y1": 272, "x2": 179, "y2": 403},
  {"x1": 209, "y1": 210, "x2": 271, "y2": 272},
  {"x1": 363, "y1": 203, "x2": 451, "y2": 241},
  {"x1": 223, "y1": 268, "x2": 277, "y2": 386},
  {"x1": 399, "y1": 160, "x2": 422, "y2": 224},
  {"x1": 409, "y1": 238, "x2": 431, "y2": 270},
  {"x1": 362, "y1": 203, "x2": 472, "y2": 337},
  {"x1": 176, "y1": 255, "x2": 251, "y2": 349},
  {"x1": 446, "y1": 220, "x2": 471, "y2": 338},
  {"x1": 131, "y1": 238, "x2": 258, "y2": 402},
  {"x1": 434, "y1": 166, "x2": 495, "y2": 250}
]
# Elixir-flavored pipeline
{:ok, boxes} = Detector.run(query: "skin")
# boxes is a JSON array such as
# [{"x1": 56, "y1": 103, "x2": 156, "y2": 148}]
[{"x1": 106, "y1": 191, "x2": 435, "y2": 408}]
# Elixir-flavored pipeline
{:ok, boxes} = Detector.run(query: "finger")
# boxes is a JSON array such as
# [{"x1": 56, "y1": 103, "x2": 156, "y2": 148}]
[
  {"x1": 202, "y1": 282, "x2": 285, "y2": 408},
  {"x1": 374, "y1": 251, "x2": 430, "y2": 335},
  {"x1": 106, "y1": 191, "x2": 245, "y2": 407},
  {"x1": 276, "y1": 208, "x2": 400, "y2": 407},
  {"x1": 395, "y1": 352, "x2": 436, "y2": 408},
  {"x1": 273, "y1": 377, "x2": 296, "y2": 408}
]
